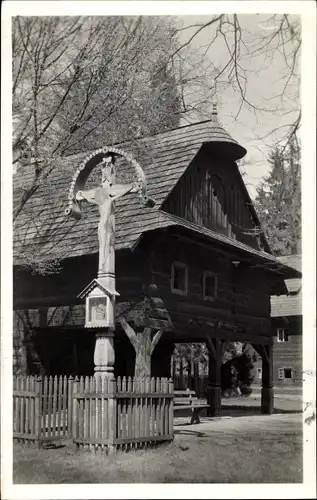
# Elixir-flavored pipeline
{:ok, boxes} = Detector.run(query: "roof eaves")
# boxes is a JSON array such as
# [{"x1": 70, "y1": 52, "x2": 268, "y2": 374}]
[{"x1": 152, "y1": 212, "x2": 301, "y2": 279}]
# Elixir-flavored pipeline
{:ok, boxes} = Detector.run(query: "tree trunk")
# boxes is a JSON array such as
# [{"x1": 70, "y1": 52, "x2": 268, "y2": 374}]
[{"x1": 134, "y1": 327, "x2": 152, "y2": 378}]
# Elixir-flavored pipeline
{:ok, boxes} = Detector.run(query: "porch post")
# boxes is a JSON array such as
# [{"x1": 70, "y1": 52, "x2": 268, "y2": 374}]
[
  {"x1": 261, "y1": 344, "x2": 274, "y2": 414},
  {"x1": 206, "y1": 338, "x2": 222, "y2": 417}
]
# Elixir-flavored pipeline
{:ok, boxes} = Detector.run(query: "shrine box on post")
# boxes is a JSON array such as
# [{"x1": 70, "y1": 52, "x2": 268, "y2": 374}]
[{"x1": 78, "y1": 278, "x2": 119, "y2": 328}]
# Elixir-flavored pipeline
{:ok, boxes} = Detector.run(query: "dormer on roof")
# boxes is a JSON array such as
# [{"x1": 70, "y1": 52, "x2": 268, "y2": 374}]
[{"x1": 207, "y1": 102, "x2": 247, "y2": 161}]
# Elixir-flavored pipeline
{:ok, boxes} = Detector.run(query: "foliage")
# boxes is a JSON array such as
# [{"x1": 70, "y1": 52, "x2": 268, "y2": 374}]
[
  {"x1": 254, "y1": 136, "x2": 301, "y2": 256},
  {"x1": 221, "y1": 349, "x2": 254, "y2": 396},
  {"x1": 173, "y1": 343, "x2": 208, "y2": 369},
  {"x1": 173, "y1": 341, "x2": 249, "y2": 395},
  {"x1": 173, "y1": 342, "x2": 244, "y2": 367}
]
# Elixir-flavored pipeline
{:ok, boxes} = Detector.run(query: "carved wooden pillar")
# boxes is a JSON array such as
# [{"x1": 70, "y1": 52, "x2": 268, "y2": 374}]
[
  {"x1": 251, "y1": 343, "x2": 274, "y2": 414},
  {"x1": 206, "y1": 338, "x2": 225, "y2": 417},
  {"x1": 94, "y1": 330, "x2": 115, "y2": 378}
]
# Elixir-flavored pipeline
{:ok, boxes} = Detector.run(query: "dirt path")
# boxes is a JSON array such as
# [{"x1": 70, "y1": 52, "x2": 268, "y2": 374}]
[{"x1": 174, "y1": 412, "x2": 302, "y2": 438}]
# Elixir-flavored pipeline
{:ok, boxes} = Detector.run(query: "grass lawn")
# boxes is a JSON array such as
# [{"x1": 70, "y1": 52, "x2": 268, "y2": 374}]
[{"x1": 13, "y1": 413, "x2": 302, "y2": 484}]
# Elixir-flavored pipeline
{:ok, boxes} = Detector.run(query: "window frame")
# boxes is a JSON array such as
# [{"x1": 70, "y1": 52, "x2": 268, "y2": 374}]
[
  {"x1": 278, "y1": 367, "x2": 285, "y2": 380},
  {"x1": 202, "y1": 270, "x2": 218, "y2": 302},
  {"x1": 171, "y1": 261, "x2": 188, "y2": 296},
  {"x1": 277, "y1": 328, "x2": 287, "y2": 343}
]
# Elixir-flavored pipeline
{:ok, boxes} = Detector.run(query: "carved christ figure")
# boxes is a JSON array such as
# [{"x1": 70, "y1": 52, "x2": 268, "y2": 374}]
[{"x1": 76, "y1": 157, "x2": 138, "y2": 277}]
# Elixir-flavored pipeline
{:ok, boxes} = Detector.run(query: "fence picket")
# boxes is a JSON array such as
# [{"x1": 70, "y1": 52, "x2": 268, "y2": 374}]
[
  {"x1": 62, "y1": 376, "x2": 68, "y2": 437},
  {"x1": 145, "y1": 377, "x2": 150, "y2": 437},
  {"x1": 127, "y1": 377, "x2": 132, "y2": 438},
  {"x1": 122, "y1": 377, "x2": 127, "y2": 439},
  {"x1": 29, "y1": 377, "x2": 35, "y2": 437},
  {"x1": 84, "y1": 377, "x2": 89, "y2": 442},
  {"x1": 168, "y1": 379, "x2": 174, "y2": 436},
  {"x1": 52, "y1": 376, "x2": 58, "y2": 438},
  {"x1": 35, "y1": 378, "x2": 41, "y2": 443},
  {"x1": 13, "y1": 374, "x2": 174, "y2": 450},
  {"x1": 72, "y1": 377, "x2": 79, "y2": 440},
  {"x1": 96, "y1": 376, "x2": 101, "y2": 445},
  {"x1": 67, "y1": 376, "x2": 73, "y2": 437},
  {"x1": 57, "y1": 376, "x2": 63, "y2": 437},
  {"x1": 79, "y1": 376, "x2": 84, "y2": 444},
  {"x1": 48, "y1": 376, "x2": 54, "y2": 438},
  {"x1": 150, "y1": 377, "x2": 156, "y2": 435}
]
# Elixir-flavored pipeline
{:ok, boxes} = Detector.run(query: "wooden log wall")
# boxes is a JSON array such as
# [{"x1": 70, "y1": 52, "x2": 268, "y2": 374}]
[
  {"x1": 14, "y1": 250, "x2": 146, "y2": 310},
  {"x1": 252, "y1": 333, "x2": 303, "y2": 386},
  {"x1": 147, "y1": 233, "x2": 272, "y2": 341},
  {"x1": 162, "y1": 147, "x2": 264, "y2": 251}
]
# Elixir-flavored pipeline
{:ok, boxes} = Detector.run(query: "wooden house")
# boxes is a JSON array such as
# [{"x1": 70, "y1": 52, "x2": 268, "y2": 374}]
[
  {"x1": 252, "y1": 254, "x2": 302, "y2": 388},
  {"x1": 13, "y1": 109, "x2": 301, "y2": 415}
]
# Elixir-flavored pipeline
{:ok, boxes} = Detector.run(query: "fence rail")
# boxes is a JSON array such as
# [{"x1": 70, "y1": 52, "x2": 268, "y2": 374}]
[{"x1": 13, "y1": 375, "x2": 174, "y2": 452}]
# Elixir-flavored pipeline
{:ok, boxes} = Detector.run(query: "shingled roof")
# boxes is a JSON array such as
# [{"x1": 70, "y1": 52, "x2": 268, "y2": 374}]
[
  {"x1": 13, "y1": 119, "x2": 299, "y2": 280},
  {"x1": 14, "y1": 120, "x2": 216, "y2": 263},
  {"x1": 271, "y1": 255, "x2": 302, "y2": 317}
]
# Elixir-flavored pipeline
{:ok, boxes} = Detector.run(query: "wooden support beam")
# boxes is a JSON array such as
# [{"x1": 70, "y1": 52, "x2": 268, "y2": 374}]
[
  {"x1": 205, "y1": 336, "x2": 227, "y2": 417},
  {"x1": 220, "y1": 340, "x2": 229, "y2": 360},
  {"x1": 251, "y1": 342, "x2": 274, "y2": 414},
  {"x1": 206, "y1": 336, "x2": 217, "y2": 361},
  {"x1": 251, "y1": 343, "x2": 269, "y2": 365}
]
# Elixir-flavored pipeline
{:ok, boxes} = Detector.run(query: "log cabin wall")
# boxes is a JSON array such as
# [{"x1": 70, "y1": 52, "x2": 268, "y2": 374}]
[
  {"x1": 14, "y1": 250, "x2": 146, "y2": 310},
  {"x1": 252, "y1": 320, "x2": 302, "y2": 387},
  {"x1": 272, "y1": 333, "x2": 302, "y2": 385},
  {"x1": 145, "y1": 231, "x2": 272, "y2": 342},
  {"x1": 162, "y1": 146, "x2": 265, "y2": 251},
  {"x1": 13, "y1": 249, "x2": 149, "y2": 375}
]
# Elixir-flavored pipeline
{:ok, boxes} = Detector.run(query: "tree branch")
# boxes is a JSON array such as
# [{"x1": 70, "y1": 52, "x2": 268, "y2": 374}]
[
  {"x1": 151, "y1": 329, "x2": 164, "y2": 354},
  {"x1": 119, "y1": 317, "x2": 137, "y2": 349}
]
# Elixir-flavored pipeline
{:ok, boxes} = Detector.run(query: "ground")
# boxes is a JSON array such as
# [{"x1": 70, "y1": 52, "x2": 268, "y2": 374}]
[{"x1": 14, "y1": 394, "x2": 302, "y2": 484}]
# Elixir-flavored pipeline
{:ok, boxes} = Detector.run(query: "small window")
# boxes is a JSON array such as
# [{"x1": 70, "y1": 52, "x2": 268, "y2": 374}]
[
  {"x1": 278, "y1": 367, "x2": 293, "y2": 380},
  {"x1": 257, "y1": 368, "x2": 262, "y2": 379},
  {"x1": 277, "y1": 328, "x2": 288, "y2": 343},
  {"x1": 284, "y1": 368, "x2": 293, "y2": 379},
  {"x1": 203, "y1": 271, "x2": 218, "y2": 301},
  {"x1": 171, "y1": 262, "x2": 188, "y2": 295}
]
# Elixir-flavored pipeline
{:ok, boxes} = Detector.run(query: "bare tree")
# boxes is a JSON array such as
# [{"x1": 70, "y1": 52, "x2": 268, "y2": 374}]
[
  {"x1": 170, "y1": 14, "x2": 301, "y2": 145},
  {"x1": 13, "y1": 14, "x2": 302, "y2": 272},
  {"x1": 13, "y1": 16, "x2": 182, "y2": 221}
]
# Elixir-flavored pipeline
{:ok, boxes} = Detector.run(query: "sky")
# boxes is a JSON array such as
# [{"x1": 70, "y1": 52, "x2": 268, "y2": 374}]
[
  {"x1": 176, "y1": 14, "x2": 300, "y2": 198},
  {"x1": 10, "y1": 11, "x2": 300, "y2": 199}
]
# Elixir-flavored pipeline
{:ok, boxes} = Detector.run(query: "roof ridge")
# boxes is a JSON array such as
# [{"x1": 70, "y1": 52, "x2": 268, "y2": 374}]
[{"x1": 62, "y1": 120, "x2": 214, "y2": 160}]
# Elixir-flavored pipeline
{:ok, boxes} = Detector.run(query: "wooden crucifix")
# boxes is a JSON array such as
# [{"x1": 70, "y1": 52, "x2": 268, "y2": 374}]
[
  {"x1": 66, "y1": 148, "x2": 154, "y2": 377},
  {"x1": 76, "y1": 156, "x2": 139, "y2": 283}
]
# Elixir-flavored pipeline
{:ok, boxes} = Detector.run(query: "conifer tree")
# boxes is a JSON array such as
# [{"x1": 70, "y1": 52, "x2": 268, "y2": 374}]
[{"x1": 255, "y1": 137, "x2": 301, "y2": 256}]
